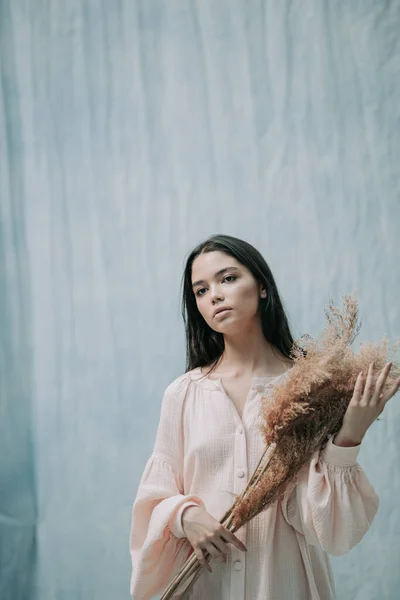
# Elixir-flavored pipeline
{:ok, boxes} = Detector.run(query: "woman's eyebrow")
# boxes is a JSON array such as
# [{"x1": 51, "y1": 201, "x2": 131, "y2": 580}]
[{"x1": 192, "y1": 266, "x2": 240, "y2": 289}]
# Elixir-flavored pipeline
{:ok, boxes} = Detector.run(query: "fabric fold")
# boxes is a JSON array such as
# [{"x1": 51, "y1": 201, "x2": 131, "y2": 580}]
[
  {"x1": 129, "y1": 375, "x2": 205, "y2": 599},
  {"x1": 282, "y1": 436, "x2": 379, "y2": 556}
]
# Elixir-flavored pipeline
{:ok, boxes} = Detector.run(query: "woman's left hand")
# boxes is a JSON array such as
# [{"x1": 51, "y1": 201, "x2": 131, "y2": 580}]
[{"x1": 334, "y1": 362, "x2": 400, "y2": 446}]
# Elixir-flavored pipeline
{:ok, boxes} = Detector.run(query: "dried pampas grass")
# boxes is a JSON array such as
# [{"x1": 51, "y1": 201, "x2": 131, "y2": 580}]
[{"x1": 160, "y1": 294, "x2": 400, "y2": 599}]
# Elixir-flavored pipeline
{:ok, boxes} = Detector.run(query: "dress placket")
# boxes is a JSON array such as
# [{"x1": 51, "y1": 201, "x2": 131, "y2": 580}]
[{"x1": 216, "y1": 381, "x2": 255, "y2": 600}]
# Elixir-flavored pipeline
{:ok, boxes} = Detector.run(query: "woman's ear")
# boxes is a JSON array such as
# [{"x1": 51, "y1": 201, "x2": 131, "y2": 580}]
[{"x1": 260, "y1": 286, "x2": 267, "y2": 299}]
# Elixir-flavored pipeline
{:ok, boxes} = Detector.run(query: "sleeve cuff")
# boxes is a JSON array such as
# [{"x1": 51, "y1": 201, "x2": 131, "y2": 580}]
[
  {"x1": 168, "y1": 497, "x2": 204, "y2": 538},
  {"x1": 321, "y1": 435, "x2": 361, "y2": 467}
]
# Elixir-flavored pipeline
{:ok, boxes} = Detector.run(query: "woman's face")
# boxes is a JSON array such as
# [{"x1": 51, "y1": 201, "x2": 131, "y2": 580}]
[{"x1": 191, "y1": 250, "x2": 265, "y2": 334}]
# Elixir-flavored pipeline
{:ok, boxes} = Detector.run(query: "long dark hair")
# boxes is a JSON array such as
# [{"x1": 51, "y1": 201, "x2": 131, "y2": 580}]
[{"x1": 181, "y1": 234, "x2": 299, "y2": 373}]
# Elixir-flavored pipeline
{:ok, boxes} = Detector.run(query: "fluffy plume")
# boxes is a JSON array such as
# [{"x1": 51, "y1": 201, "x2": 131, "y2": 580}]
[{"x1": 229, "y1": 293, "x2": 400, "y2": 527}]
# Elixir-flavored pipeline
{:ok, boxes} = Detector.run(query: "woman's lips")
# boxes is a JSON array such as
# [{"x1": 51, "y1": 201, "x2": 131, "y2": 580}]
[{"x1": 214, "y1": 308, "x2": 232, "y2": 318}]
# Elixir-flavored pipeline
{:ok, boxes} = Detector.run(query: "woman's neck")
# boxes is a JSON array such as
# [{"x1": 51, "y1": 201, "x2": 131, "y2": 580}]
[{"x1": 214, "y1": 326, "x2": 292, "y2": 378}]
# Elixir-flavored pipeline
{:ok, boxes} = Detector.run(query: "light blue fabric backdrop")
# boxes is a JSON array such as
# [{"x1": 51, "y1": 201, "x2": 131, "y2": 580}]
[{"x1": 1, "y1": 1, "x2": 399, "y2": 599}]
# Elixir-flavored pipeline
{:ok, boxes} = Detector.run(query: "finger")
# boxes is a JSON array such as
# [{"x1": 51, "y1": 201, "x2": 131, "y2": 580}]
[
  {"x1": 193, "y1": 546, "x2": 211, "y2": 572},
  {"x1": 204, "y1": 541, "x2": 225, "y2": 563},
  {"x1": 352, "y1": 371, "x2": 364, "y2": 404},
  {"x1": 209, "y1": 536, "x2": 229, "y2": 561},
  {"x1": 381, "y1": 377, "x2": 400, "y2": 404},
  {"x1": 220, "y1": 528, "x2": 247, "y2": 552},
  {"x1": 361, "y1": 363, "x2": 375, "y2": 405},
  {"x1": 371, "y1": 363, "x2": 392, "y2": 405}
]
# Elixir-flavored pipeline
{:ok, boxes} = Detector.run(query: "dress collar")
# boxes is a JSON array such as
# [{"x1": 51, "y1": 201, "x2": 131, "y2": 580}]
[{"x1": 189, "y1": 366, "x2": 289, "y2": 392}]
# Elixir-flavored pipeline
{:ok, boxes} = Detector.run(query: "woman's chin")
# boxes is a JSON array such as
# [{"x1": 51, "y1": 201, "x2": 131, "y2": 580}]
[{"x1": 214, "y1": 322, "x2": 244, "y2": 336}]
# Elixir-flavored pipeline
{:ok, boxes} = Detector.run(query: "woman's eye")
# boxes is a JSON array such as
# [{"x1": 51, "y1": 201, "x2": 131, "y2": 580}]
[{"x1": 195, "y1": 276, "x2": 236, "y2": 297}]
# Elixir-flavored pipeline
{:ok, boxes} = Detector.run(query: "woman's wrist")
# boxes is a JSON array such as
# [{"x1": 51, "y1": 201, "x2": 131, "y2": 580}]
[
  {"x1": 333, "y1": 429, "x2": 364, "y2": 447},
  {"x1": 181, "y1": 504, "x2": 202, "y2": 528}
]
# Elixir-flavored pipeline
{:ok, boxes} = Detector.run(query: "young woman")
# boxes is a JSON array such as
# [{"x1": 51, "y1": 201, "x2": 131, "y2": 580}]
[{"x1": 129, "y1": 234, "x2": 388, "y2": 600}]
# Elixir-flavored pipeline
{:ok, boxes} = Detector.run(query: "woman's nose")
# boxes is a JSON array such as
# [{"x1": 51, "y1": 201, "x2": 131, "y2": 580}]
[{"x1": 210, "y1": 285, "x2": 224, "y2": 303}]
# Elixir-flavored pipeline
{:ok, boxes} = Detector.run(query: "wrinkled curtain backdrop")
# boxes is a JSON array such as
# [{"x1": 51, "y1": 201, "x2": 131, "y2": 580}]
[{"x1": 1, "y1": 1, "x2": 399, "y2": 599}]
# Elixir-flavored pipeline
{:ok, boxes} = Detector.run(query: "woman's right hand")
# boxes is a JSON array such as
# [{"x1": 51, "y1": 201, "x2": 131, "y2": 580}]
[{"x1": 181, "y1": 505, "x2": 247, "y2": 572}]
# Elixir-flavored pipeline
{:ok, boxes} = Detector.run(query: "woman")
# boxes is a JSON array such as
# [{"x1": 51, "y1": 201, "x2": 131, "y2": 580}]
[{"x1": 129, "y1": 234, "x2": 386, "y2": 600}]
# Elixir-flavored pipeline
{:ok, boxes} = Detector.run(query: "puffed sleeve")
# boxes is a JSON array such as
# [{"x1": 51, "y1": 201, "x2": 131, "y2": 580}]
[
  {"x1": 129, "y1": 374, "x2": 205, "y2": 599},
  {"x1": 281, "y1": 435, "x2": 379, "y2": 556}
]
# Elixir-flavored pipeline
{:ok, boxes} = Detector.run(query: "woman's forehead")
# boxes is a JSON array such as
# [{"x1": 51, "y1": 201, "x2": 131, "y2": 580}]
[{"x1": 191, "y1": 252, "x2": 244, "y2": 282}]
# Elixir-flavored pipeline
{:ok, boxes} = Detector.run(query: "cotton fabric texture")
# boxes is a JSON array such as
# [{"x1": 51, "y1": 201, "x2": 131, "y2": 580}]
[{"x1": 129, "y1": 368, "x2": 379, "y2": 600}]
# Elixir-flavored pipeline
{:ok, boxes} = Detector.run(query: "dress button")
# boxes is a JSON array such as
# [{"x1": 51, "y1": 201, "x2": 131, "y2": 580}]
[
  {"x1": 237, "y1": 426, "x2": 244, "y2": 435},
  {"x1": 233, "y1": 560, "x2": 242, "y2": 571},
  {"x1": 236, "y1": 469, "x2": 245, "y2": 478}
]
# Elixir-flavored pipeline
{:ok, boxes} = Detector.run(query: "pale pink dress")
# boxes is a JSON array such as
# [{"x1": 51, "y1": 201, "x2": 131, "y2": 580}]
[{"x1": 129, "y1": 367, "x2": 379, "y2": 600}]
